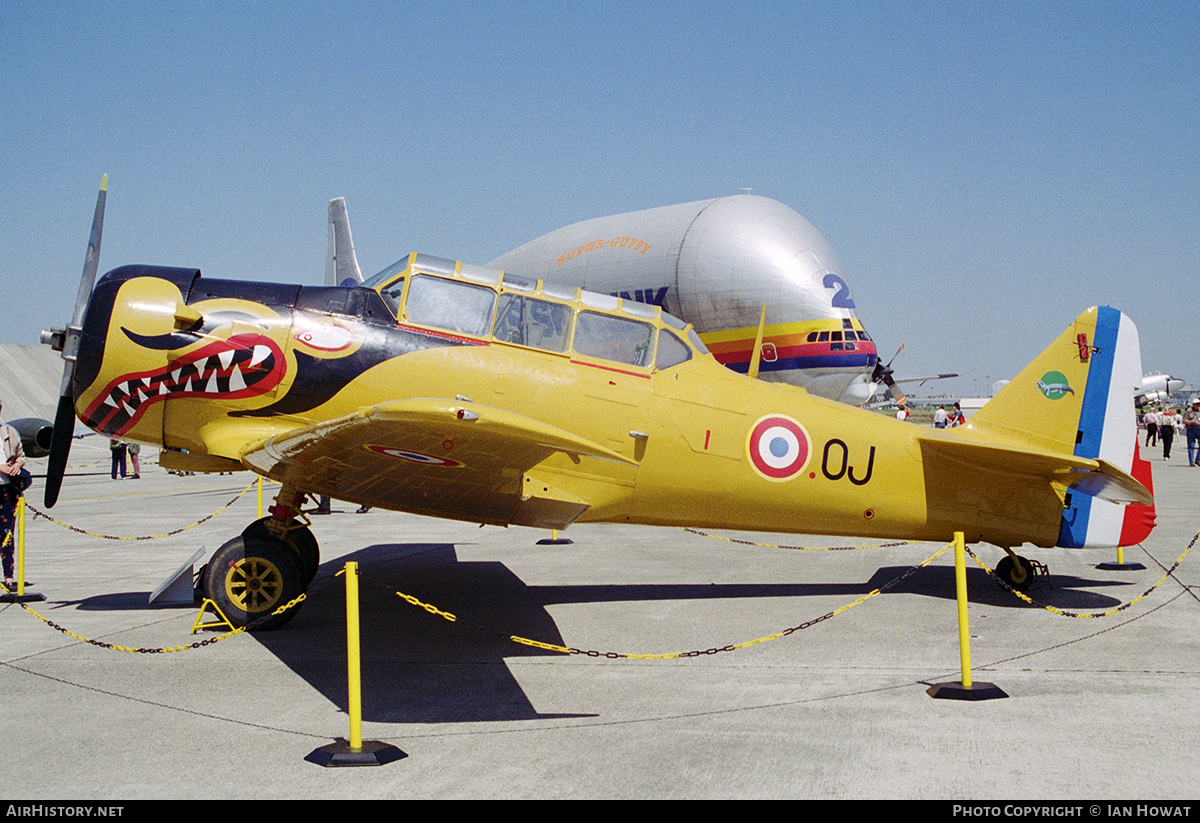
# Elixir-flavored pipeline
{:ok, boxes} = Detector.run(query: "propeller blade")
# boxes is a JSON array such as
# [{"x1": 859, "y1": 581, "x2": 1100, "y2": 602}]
[
  {"x1": 870, "y1": 342, "x2": 905, "y2": 394},
  {"x1": 43, "y1": 396, "x2": 77, "y2": 508},
  {"x1": 44, "y1": 175, "x2": 106, "y2": 508}
]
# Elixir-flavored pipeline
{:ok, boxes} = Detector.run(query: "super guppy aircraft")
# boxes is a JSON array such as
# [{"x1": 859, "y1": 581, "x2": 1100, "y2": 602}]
[{"x1": 487, "y1": 195, "x2": 892, "y2": 404}]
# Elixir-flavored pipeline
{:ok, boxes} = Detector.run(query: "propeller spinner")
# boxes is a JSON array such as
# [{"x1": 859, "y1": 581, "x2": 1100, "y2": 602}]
[{"x1": 40, "y1": 175, "x2": 107, "y2": 508}]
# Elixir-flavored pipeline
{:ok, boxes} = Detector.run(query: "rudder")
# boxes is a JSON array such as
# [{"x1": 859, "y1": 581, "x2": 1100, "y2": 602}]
[{"x1": 968, "y1": 307, "x2": 1150, "y2": 547}]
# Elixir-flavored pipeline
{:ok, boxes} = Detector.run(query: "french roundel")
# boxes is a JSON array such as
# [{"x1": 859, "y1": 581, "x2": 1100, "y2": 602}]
[
  {"x1": 366, "y1": 444, "x2": 462, "y2": 467},
  {"x1": 746, "y1": 415, "x2": 811, "y2": 481}
]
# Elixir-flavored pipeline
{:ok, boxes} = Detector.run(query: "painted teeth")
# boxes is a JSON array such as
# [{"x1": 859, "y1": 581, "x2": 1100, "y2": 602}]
[
  {"x1": 228, "y1": 367, "x2": 247, "y2": 392},
  {"x1": 95, "y1": 343, "x2": 275, "y2": 433}
]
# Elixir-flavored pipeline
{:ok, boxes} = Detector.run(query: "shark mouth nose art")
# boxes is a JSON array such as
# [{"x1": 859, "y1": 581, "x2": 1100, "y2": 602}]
[{"x1": 82, "y1": 332, "x2": 286, "y2": 435}]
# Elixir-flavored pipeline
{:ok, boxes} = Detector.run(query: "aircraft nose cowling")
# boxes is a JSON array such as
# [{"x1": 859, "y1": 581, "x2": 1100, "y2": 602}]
[{"x1": 73, "y1": 265, "x2": 201, "y2": 442}]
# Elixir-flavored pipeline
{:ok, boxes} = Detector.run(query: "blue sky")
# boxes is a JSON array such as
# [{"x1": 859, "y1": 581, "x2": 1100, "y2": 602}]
[{"x1": 3, "y1": 1, "x2": 1197, "y2": 396}]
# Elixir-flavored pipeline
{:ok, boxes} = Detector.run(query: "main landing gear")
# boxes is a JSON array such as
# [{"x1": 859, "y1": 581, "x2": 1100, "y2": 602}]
[{"x1": 202, "y1": 485, "x2": 320, "y2": 630}]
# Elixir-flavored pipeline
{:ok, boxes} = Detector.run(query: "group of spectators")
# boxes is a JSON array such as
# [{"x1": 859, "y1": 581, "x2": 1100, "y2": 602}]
[{"x1": 1143, "y1": 398, "x2": 1200, "y2": 466}]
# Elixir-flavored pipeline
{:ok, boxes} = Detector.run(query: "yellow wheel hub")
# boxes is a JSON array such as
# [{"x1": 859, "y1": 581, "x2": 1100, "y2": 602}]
[{"x1": 224, "y1": 558, "x2": 285, "y2": 614}]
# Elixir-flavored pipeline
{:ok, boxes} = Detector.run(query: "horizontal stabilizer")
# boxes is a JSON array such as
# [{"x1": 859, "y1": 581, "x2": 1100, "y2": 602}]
[
  {"x1": 922, "y1": 438, "x2": 1151, "y2": 507},
  {"x1": 1068, "y1": 459, "x2": 1154, "y2": 506}
]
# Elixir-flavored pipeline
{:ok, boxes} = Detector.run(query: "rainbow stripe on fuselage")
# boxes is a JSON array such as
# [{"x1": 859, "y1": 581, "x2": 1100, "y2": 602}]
[{"x1": 700, "y1": 319, "x2": 878, "y2": 378}]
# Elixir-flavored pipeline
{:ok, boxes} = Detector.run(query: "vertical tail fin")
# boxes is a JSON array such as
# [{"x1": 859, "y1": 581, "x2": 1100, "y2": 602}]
[
  {"x1": 325, "y1": 197, "x2": 363, "y2": 286},
  {"x1": 968, "y1": 306, "x2": 1152, "y2": 547}
]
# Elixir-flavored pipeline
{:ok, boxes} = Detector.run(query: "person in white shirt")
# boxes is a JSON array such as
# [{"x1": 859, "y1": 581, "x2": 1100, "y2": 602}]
[{"x1": 1143, "y1": 410, "x2": 1158, "y2": 447}]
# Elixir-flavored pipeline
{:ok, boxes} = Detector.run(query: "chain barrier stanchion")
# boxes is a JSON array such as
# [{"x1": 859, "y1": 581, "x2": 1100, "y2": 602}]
[
  {"x1": 927, "y1": 532, "x2": 1008, "y2": 701},
  {"x1": 1, "y1": 497, "x2": 46, "y2": 603},
  {"x1": 306, "y1": 562, "x2": 405, "y2": 767}
]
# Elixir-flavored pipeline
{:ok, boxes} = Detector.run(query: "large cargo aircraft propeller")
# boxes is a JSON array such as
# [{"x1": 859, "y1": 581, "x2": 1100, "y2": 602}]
[
  {"x1": 868, "y1": 342, "x2": 904, "y2": 401},
  {"x1": 40, "y1": 175, "x2": 107, "y2": 508}
]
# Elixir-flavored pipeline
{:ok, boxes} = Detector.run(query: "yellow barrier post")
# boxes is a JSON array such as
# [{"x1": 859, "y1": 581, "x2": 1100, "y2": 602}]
[
  {"x1": 928, "y1": 532, "x2": 1006, "y2": 701},
  {"x1": 536, "y1": 528, "x2": 572, "y2": 545},
  {"x1": 954, "y1": 531, "x2": 972, "y2": 688},
  {"x1": 257, "y1": 476, "x2": 263, "y2": 520},
  {"x1": 17, "y1": 495, "x2": 25, "y2": 597},
  {"x1": 345, "y1": 561, "x2": 363, "y2": 750},
  {"x1": 3, "y1": 496, "x2": 46, "y2": 603},
  {"x1": 1098, "y1": 542, "x2": 1145, "y2": 572},
  {"x1": 306, "y1": 562, "x2": 405, "y2": 767}
]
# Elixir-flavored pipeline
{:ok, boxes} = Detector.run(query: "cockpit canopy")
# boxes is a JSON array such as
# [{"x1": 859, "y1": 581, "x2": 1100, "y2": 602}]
[{"x1": 363, "y1": 253, "x2": 710, "y2": 371}]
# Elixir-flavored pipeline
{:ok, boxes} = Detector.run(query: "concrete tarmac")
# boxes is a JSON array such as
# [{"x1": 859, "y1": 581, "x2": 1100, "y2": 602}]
[{"x1": 2, "y1": 437, "x2": 1197, "y2": 799}]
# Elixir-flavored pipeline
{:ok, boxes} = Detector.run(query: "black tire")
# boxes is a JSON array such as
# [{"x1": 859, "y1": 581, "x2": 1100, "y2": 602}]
[
  {"x1": 242, "y1": 517, "x2": 320, "y2": 585},
  {"x1": 205, "y1": 535, "x2": 304, "y2": 630},
  {"x1": 995, "y1": 555, "x2": 1033, "y2": 591}
]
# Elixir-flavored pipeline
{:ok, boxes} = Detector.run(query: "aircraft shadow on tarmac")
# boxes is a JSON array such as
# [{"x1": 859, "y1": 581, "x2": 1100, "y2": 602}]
[
  {"x1": 242, "y1": 543, "x2": 1130, "y2": 724},
  {"x1": 62, "y1": 543, "x2": 1130, "y2": 724}
]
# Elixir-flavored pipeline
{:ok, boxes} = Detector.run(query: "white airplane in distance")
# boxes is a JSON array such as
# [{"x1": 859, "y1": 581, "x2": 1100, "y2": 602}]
[
  {"x1": 485, "y1": 195, "x2": 893, "y2": 404},
  {"x1": 1136, "y1": 373, "x2": 1185, "y2": 407}
]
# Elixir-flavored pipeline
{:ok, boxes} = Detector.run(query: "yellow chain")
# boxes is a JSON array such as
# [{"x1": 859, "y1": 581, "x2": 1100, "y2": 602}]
[
  {"x1": 16, "y1": 592, "x2": 306, "y2": 653},
  {"x1": 385, "y1": 541, "x2": 953, "y2": 659},
  {"x1": 24, "y1": 481, "x2": 256, "y2": 541},
  {"x1": 966, "y1": 534, "x2": 1196, "y2": 618}
]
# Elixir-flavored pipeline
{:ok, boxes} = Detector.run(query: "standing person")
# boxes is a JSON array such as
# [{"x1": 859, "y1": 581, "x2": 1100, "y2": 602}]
[
  {"x1": 128, "y1": 442, "x2": 141, "y2": 479},
  {"x1": 895, "y1": 402, "x2": 909, "y2": 422},
  {"x1": 0, "y1": 400, "x2": 27, "y2": 590},
  {"x1": 933, "y1": 405, "x2": 948, "y2": 428},
  {"x1": 1143, "y1": 409, "x2": 1158, "y2": 447},
  {"x1": 110, "y1": 438, "x2": 127, "y2": 479},
  {"x1": 1184, "y1": 398, "x2": 1200, "y2": 467},
  {"x1": 1159, "y1": 408, "x2": 1176, "y2": 461},
  {"x1": 948, "y1": 402, "x2": 966, "y2": 428}
]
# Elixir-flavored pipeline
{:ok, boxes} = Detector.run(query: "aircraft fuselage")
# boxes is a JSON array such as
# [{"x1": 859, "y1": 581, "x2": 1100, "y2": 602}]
[{"x1": 72, "y1": 256, "x2": 1093, "y2": 548}]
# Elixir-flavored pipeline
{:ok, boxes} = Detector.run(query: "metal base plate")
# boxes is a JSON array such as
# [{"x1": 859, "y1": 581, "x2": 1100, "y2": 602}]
[
  {"x1": 927, "y1": 680, "x2": 1009, "y2": 701},
  {"x1": 305, "y1": 739, "x2": 407, "y2": 768}
]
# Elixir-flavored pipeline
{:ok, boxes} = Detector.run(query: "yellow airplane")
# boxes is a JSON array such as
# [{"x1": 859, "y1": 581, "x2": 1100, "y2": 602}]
[{"x1": 41, "y1": 181, "x2": 1155, "y2": 629}]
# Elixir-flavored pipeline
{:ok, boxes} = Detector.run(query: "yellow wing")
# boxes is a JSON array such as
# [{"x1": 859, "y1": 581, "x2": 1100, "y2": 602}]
[{"x1": 240, "y1": 398, "x2": 636, "y2": 528}]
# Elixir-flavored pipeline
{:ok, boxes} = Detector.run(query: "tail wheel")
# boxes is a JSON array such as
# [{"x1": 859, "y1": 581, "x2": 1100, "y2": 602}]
[
  {"x1": 242, "y1": 517, "x2": 320, "y2": 585},
  {"x1": 205, "y1": 535, "x2": 304, "y2": 630},
  {"x1": 995, "y1": 555, "x2": 1034, "y2": 592}
]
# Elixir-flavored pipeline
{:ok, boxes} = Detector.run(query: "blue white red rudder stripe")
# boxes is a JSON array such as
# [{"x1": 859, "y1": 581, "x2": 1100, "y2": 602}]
[{"x1": 1057, "y1": 307, "x2": 1155, "y2": 548}]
